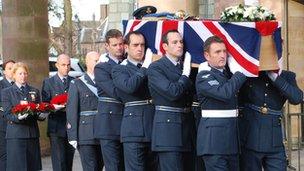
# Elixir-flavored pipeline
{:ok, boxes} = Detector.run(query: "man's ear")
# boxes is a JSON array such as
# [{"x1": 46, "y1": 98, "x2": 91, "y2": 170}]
[
  {"x1": 124, "y1": 44, "x2": 129, "y2": 54},
  {"x1": 204, "y1": 51, "x2": 210, "y2": 61},
  {"x1": 162, "y1": 43, "x2": 168, "y2": 52}
]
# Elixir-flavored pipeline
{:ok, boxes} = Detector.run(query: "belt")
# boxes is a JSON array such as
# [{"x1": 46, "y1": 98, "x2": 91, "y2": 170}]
[
  {"x1": 245, "y1": 104, "x2": 282, "y2": 116},
  {"x1": 192, "y1": 102, "x2": 200, "y2": 107},
  {"x1": 125, "y1": 99, "x2": 153, "y2": 107},
  {"x1": 201, "y1": 109, "x2": 238, "y2": 118},
  {"x1": 98, "y1": 97, "x2": 122, "y2": 104},
  {"x1": 80, "y1": 110, "x2": 98, "y2": 116},
  {"x1": 155, "y1": 105, "x2": 191, "y2": 113}
]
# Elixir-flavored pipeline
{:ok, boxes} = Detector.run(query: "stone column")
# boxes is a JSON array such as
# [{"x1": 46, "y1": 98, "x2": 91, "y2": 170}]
[
  {"x1": 199, "y1": 0, "x2": 215, "y2": 18},
  {"x1": 108, "y1": 0, "x2": 134, "y2": 31},
  {"x1": 2, "y1": 0, "x2": 49, "y2": 88}
]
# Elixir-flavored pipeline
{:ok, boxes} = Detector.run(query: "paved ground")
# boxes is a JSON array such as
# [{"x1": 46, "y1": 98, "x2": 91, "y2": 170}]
[
  {"x1": 41, "y1": 149, "x2": 304, "y2": 171},
  {"x1": 42, "y1": 150, "x2": 83, "y2": 171}
]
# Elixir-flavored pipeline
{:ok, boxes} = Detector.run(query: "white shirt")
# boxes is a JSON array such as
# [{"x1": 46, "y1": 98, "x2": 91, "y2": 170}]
[
  {"x1": 166, "y1": 54, "x2": 180, "y2": 66},
  {"x1": 108, "y1": 54, "x2": 120, "y2": 64}
]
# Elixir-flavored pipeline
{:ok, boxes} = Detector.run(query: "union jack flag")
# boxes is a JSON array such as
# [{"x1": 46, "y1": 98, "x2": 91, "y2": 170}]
[{"x1": 123, "y1": 20, "x2": 282, "y2": 77}]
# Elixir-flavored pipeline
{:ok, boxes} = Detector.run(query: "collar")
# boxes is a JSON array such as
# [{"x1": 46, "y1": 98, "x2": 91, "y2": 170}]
[
  {"x1": 57, "y1": 73, "x2": 68, "y2": 82},
  {"x1": 166, "y1": 54, "x2": 180, "y2": 66},
  {"x1": 15, "y1": 82, "x2": 26, "y2": 89},
  {"x1": 127, "y1": 57, "x2": 142, "y2": 67},
  {"x1": 108, "y1": 54, "x2": 120, "y2": 64},
  {"x1": 5, "y1": 78, "x2": 14, "y2": 83},
  {"x1": 87, "y1": 72, "x2": 95, "y2": 82}
]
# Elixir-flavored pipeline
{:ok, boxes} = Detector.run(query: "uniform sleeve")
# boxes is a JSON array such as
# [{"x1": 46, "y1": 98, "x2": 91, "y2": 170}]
[
  {"x1": 41, "y1": 79, "x2": 51, "y2": 102},
  {"x1": 1, "y1": 89, "x2": 20, "y2": 123},
  {"x1": 196, "y1": 71, "x2": 246, "y2": 102},
  {"x1": 94, "y1": 63, "x2": 120, "y2": 99},
  {"x1": 0, "y1": 83, "x2": 4, "y2": 117},
  {"x1": 272, "y1": 71, "x2": 303, "y2": 105},
  {"x1": 112, "y1": 65, "x2": 146, "y2": 94},
  {"x1": 66, "y1": 80, "x2": 79, "y2": 141},
  {"x1": 147, "y1": 64, "x2": 192, "y2": 101}
]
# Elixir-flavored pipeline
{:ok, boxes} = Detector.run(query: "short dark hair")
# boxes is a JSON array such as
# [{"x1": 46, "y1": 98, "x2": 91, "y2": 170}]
[
  {"x1": 162, "y1": 30, "x2": 180, "y2": 44},
  {"x1": 105, "y1": 29, "x2": 123, "y2": 43},
  {"x1": 203, "y1": 36, "x2": 224, "y2": 52},
  {"x1": 124, "y1": 31, "x2": 145, "y2": 45},
  {"x1": 3, "y1": 60, "x2": 16, "y2": 70}
]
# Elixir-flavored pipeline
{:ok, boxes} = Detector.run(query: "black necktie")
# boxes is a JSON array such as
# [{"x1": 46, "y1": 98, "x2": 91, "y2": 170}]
[
  {"x1": 11, "y1": 81, "x2": 14, "y2": 85},
  {"x1": 62, "y1": 78, "x2": 68, "y2": 90},
  {"x1": 223, "y1": 69, "x2": 230, "y2": 78},
  {"x1": 176, "y1": 63, "x2": 182, "y2": 70},
  {"x1": 137, "y1": 63, "x2": 142, "y2": 68},
  {"x1": 20, "y1": 86, "x2": 25, "y2": 94}
]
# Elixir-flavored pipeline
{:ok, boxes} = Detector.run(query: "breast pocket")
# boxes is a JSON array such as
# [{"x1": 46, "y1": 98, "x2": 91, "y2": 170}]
[
  {"x1": 154, "y1": 112, "x2": 183, "y2": 147},
  {"x1": 78, "y1": 116, "x2": 94, "y2": 141},
  {"x1": 121, "y1": 107, "x2": 144, "y2": 137},
  {"x1": 80, "y1": 93, "x2": 97, "y2": 108}
]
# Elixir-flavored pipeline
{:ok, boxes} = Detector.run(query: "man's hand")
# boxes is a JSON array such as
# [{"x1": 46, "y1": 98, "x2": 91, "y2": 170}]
[
  {"x1": 17, "y1": 113, "x2": 29, "y2": 120},
  {"x1": 142, "y1": 48, "x2": 153, "y2": 68},
  {"x1": 53, "y1": 104, "x2": 65, "y2": 111},
  {"x1": 99, "y1": 53, "x2": 109, "y2": 63},
  {"x1": 38, "y1": 112, "x2": 50, "y2": 120},
  {"x1": 69, "y1": 140, "x2": 77, "y2": 149},
  {"x1": 198, "y1": 61, "x2": 211, "y2": 72},
  {"x1": 182, "y1": 52, "x2": 191, "y2": 77}
]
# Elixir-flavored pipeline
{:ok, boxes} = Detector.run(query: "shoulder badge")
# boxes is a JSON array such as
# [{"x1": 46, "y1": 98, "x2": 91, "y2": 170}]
[
  {"x1": 208, "y1": 80, "x2": 220, "y2": 86},
  {"x1": 202, "y1": 74, "x2": 210, "y2": 79}
]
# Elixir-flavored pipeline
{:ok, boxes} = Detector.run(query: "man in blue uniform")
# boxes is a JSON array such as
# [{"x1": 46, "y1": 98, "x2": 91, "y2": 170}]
[
  {"x1": 0, "y1": 60, "x2": 15, "y2": 171},
  {"x1": 112, "y1": 31, "x2": 157, "y2": 171},
  {"x1": 94, "y1": 29, "x2": 125, "y2": 171},
  {"x1": 196, "y1": 36, "x2": 246, "y2": 171},
  {"x1": 66, "y1": 51, "x2": 103, "y2": 170},
  {"x1": 147, "y1": 30, "x2": 194, "y2": 170},
  {"x1": 239, "y1": 70, "x2": 303, "y2": 170},
  {"x1": 42, "y1": 54, "x2": 75, "y2": 171}
]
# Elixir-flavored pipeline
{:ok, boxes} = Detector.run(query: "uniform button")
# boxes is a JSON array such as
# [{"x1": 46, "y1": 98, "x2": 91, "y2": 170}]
[
  {"x1": 109, "y1": 111, "x2": 112, "y2": 114},
  {"x1": 264, "y1": 103, "x2": 267, "y2": 106},
  {"x1": 265, "y1": 93, "x2": 268, "y2": 96},
  {"x1": 266, "y1": 83, "x2": 269, "y2": 87},
  {"x1": 64, "y1": 90, "x2": 67, "y2": 93},
  {"x1": 129, "y1": 113, "x2": 132, "y2": 116},
  {"x1": 86, "y1": 94, "x2": 89, "y2": 97},
  {"x1": 82, "y1": 121, "x2": 85, "y2": 124},
  {"x1": 55, "y1": 94, "x2": 58, "y2": 96},
  {"x1": 24, "y1": 98, "x2": 27, "y2": 100},
  {"x1": 9, "y1": 121, "x2": 13, "y2": 124},
  {"x1": 167, "y1": 119, "x2": 170, "y2": 122}
]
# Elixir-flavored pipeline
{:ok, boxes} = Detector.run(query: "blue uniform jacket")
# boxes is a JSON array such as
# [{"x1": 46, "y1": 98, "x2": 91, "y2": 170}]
[
  {"x1": 66, "y1": 74, "x2": 99, "y2": 145},
  {"x1": 196, "y1": 67, "x2": 246, "y2": 155},
  {"x1": 0, "y1": 78, "x2": 12, "y2": 132},
  {"x1": 112, "y1": 60, "x2": 154, "y2": 142},
  {"x1": 239, "y1": 71, "x2": 303, "y2": 152},
  {"x1": 147, "y1": 56, "x2": 194, "y2": 152},
  {"x1": 41, "y1": 74, "x2": 73, "y2": 137},
  {"x1": 1, "y1": 84, "x2": 41, "y2": 139},
  {"x1": 94, "y1": 57, "x2": 123, "y2": 140}
]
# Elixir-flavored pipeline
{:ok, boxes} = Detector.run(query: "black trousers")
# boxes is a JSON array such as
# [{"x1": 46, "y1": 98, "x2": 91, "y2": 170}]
[
  {"x1": 0, "y1": 131, "x2": 6, "y2": 171},
  {"x1": 78, "y1": 144, "x2": 104, "y2": 171},
  {"x1": 50, "y1": 135, "x2": 75, "y2": 171},
  {"x1": 6, "y1": 138, "x2": 42, "y2": 171},
  {"x1": 123, "y1": 142, "x2": 157, "y2": 171},
  {"x1": 100, "y1": 139, "x2": 124, "y2": 171}
]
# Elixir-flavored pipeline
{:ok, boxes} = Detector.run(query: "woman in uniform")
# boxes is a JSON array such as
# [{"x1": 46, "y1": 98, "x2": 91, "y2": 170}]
[{"x1": 1, "y1": 62, "x2": 42, "y2": 171}]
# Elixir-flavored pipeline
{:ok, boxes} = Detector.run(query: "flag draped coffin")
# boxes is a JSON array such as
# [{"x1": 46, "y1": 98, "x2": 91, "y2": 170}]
[{"x1": 123, "y1": 20, "x2": 282, "y2": 77}]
